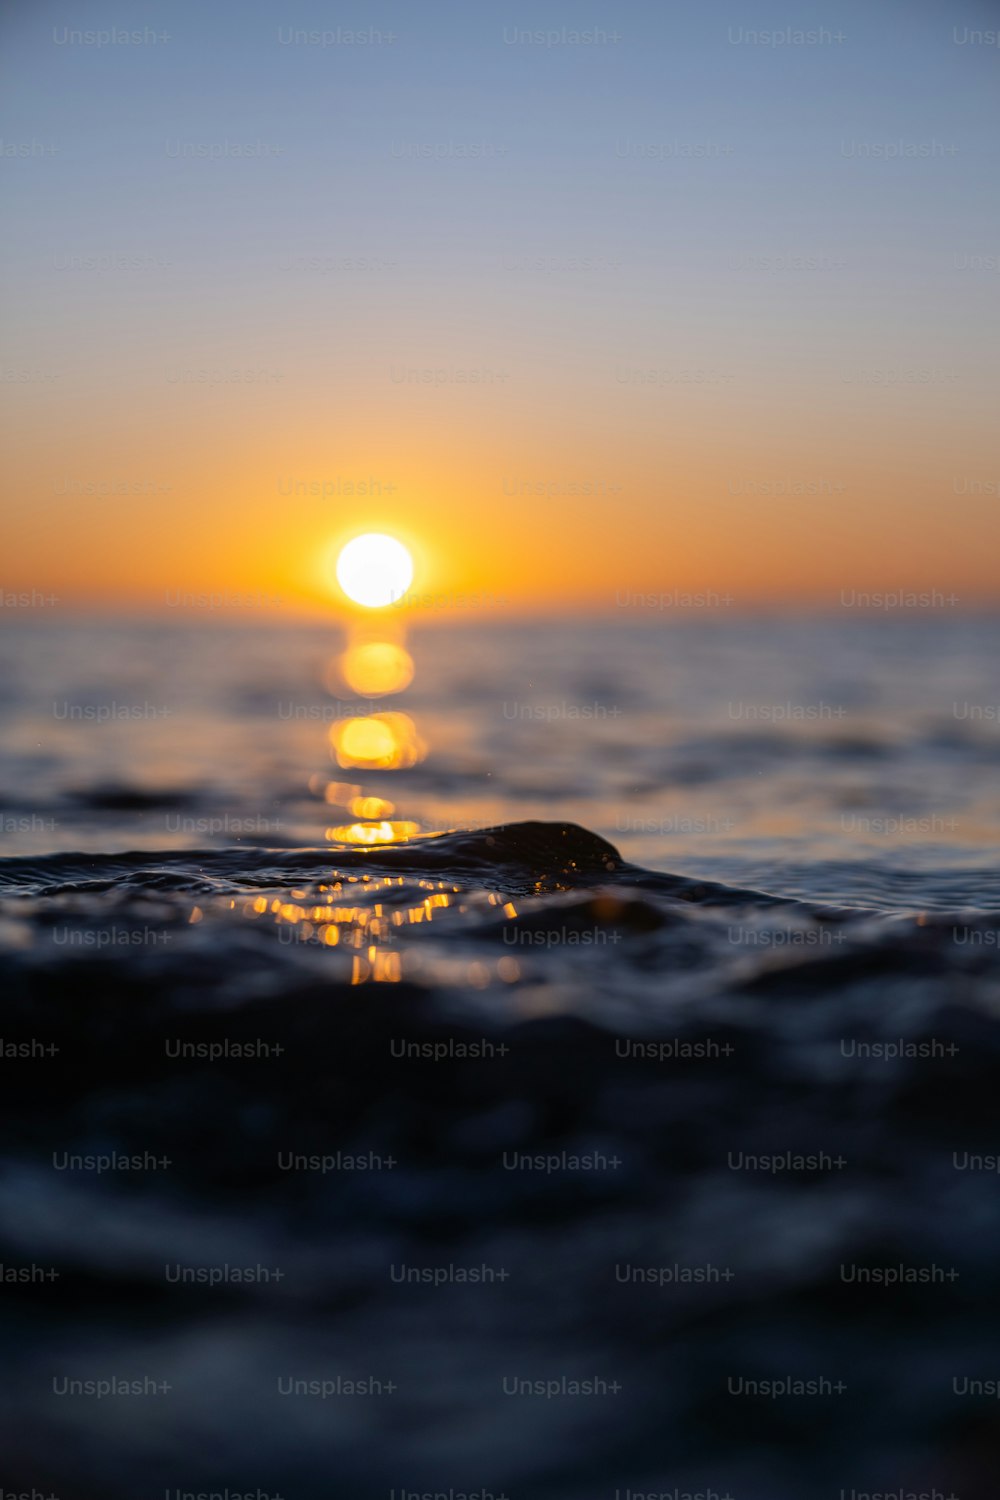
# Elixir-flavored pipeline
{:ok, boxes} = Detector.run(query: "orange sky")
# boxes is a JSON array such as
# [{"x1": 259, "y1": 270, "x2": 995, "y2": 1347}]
[{"x1": 5, "y1": 378, "x2": 999, "y2": 614}]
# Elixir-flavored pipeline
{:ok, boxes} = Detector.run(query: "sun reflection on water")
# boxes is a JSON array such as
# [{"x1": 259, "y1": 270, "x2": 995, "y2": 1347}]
[
  {"x1": 299, "y1": 609, "x2": 435, "y2": 977},
  {"x1": 242, "y1": 601, "x2": 526, "y2": 984},
  {"x1": 331, "y1": 711, "x2": 426, "y2": 771},
  {"x1": 337, "y1": 639, "x2": 414, "y2": 698},
  {"x1": 220, "y1": 865, "x2": 536, "y2": 989},
  {"x1": 326, "y1": 820, "x2": 421, "y2": 845}
]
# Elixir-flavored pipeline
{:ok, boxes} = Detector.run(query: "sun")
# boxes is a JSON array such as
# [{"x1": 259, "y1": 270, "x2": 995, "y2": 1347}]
[{"x1": 335, "y1": 533, "x2": 413, "y2": 609}]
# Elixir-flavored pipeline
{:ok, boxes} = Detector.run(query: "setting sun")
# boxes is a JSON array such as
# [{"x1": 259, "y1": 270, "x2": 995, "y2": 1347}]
[{"x1": 335, "y1": 533, "x2": 413, "y2": 609}]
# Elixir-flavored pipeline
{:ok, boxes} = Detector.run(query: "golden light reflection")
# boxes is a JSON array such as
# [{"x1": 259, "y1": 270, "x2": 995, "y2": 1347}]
[
  {"x1": 339, "y1": 639, "x2": 414, "y2": 697},
  {"x1": 331, "y1": 711, "x2": 426, "y2": 770},
  {"x1": 236, "y1": 878, "x2": 531, "y2": 988},
  {"x1": 308, "y1": 605, "x2": 429, "y2": 909},
  {"x1": 349, "y1": 795, "x2": 395, "y2": 818},
  {"x1": 326, "y1": 820, "x2": 421, "y2": 845},
  {"x1": 351, "y1": 951, "x2": 402, "y2": 984},
  {"x1": 323, "y1": 780, "x2": 362, "y2": 806}
]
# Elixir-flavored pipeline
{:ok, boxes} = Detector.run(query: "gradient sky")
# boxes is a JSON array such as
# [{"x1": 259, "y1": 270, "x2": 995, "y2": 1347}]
[{"x1": 2, "y1": 0, "x2": 999, "y2": 613}]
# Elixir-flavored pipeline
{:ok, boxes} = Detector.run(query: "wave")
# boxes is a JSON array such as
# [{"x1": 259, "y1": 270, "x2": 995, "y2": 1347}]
[{"x1": 0, "y1": 820, "x2": 788, "y2": 902}]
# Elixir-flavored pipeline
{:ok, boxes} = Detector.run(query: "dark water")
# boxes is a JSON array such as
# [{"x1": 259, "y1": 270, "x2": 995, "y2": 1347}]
[{"x1": 2, "y1": 616, "x2": 1000, "y2": 1499}]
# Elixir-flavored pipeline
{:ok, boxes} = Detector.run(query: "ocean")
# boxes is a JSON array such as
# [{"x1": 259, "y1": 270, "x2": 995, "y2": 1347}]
[{"x1": 2, "y1": 613, "x2": 1000, "y2": 1498}]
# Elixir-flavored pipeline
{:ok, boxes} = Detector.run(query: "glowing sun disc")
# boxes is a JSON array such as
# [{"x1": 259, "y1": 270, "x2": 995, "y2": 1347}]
[{"x1": 336, "y1": 533, "x2": 413, "y2": 609}]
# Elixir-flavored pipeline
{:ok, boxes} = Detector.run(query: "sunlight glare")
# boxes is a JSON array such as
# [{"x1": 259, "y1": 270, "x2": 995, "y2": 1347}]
[{"x1": 335, "y1": 533, "x2": 413, "y2": 609}]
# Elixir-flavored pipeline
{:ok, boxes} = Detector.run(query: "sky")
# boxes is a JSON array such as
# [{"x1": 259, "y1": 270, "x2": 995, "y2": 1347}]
[{"x1": 2, "y1": 0, "x2": 999, "y2": 614}]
